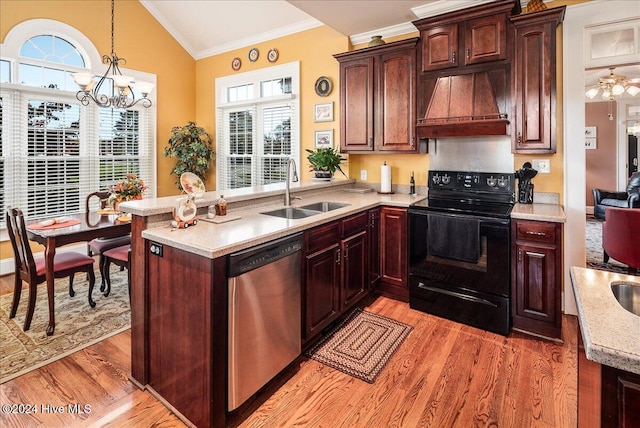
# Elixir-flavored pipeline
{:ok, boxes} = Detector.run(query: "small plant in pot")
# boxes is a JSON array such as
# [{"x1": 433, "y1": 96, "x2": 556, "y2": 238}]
[
  {"x1": 164, "y1": 121, "x2": 215, "y2": 191},
  {"x1": 306, "y1": 147, "x2": 347, "y2": 180}
]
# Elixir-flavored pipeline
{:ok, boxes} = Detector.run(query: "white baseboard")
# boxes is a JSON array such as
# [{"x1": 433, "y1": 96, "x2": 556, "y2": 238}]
[
  {"x1": 0, "y1": 243, "x2": 87, "y2": 276},
  {"x1": 586, "y1": 205, "x2": 594, "y2": 216}
]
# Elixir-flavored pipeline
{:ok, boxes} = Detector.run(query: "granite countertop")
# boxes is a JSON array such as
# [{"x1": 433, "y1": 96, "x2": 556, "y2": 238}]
[
  {"x1": 511, "y1": 202, "x2": 566, "y2": 223},
  {"x1": 570, "y1": 266, "x2": 640, "y2": 375},
  {"x1": 140, "y1": 185, "x2": 424, "y2": 259}
]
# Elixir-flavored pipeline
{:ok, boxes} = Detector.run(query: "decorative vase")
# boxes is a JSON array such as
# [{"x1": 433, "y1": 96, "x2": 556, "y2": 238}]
[
  {"x1": 368, "y1": 35, "x2": 386, "y2": 47},
  {"x1": 314, "y1": 170, "x2": 333, "y2": 180}
]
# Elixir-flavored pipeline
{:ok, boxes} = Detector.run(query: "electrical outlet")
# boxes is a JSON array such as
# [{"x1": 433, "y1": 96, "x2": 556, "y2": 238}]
[
  {"x1": 360, "y1": 169, "x2": 367, "y2": 181},
  {"x1": 532, "y1": 159, "x2": 551, "y2": 174}
]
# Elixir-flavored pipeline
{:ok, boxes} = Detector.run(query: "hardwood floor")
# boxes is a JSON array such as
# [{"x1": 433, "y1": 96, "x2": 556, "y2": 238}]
[{"x1": 1, "y1": 272, "x2": 577, "y2": 427}]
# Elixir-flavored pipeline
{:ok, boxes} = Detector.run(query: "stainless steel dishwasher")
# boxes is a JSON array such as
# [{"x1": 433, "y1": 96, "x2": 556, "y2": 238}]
[{"x1": 227, "y1": 233, "x2": 303, "y2": 411}]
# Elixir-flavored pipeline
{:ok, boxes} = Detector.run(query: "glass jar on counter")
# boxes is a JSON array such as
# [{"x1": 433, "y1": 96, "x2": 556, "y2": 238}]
[{"x1": 215, "y1": 195, "x2": 227, "y2": 216}]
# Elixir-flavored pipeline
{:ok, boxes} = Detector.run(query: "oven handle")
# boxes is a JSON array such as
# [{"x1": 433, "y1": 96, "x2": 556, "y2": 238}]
[{"x1": 416, "y1": 282, "x2": 498, "y2": 308}]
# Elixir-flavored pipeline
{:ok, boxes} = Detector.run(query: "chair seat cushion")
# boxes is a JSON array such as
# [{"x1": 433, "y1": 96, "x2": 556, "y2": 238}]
[
  {"x1": 35, "y1": 252, "x2": 95, "y2": 276},
  {"x1": 103, "y1": 245, "x2": 130, "y2": 263},
  {"x1": 600, "y1": 198, "x2": 629, "y2": 208},
  {"x1": 88, "y1": 234, "x2": 131, "y2": 253}
]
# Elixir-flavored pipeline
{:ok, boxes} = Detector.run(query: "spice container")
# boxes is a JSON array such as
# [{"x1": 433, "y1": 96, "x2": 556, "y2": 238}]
[
  {"x1": 207, "y1": 205, "x2": 217, "y2": 219},
  {"x1": 215, "y1": 195, "x2": 227, "y2": 216}
]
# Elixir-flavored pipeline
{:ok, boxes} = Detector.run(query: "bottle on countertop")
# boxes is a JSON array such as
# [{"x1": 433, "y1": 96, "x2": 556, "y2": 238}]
[
  {"x1": 216, "y1": 195, "x2": 227, "y2": 216},
  {"x1": 410, "y1": 171, "x2": 416, "y2": 195}
]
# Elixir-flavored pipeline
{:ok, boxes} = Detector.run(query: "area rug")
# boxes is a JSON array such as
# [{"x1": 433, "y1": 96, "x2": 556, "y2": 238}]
[
  {"x1": 306, "y1": 308, "x2": 413, "y2": 383},
  {"x1": 0, "y1": 271, "x2": 131, "y2": 383},
  {"x1": 586, "y1": 217, "x2": 634, "y2": 275}
]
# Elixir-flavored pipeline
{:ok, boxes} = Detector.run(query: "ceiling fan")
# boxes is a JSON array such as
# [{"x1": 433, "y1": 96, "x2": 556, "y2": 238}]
[{"x1": 585, "y1": 67, "x2": 640, "y2": 100}]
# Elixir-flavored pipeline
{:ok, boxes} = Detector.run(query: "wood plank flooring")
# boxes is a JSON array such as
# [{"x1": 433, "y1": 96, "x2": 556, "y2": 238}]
[{"x1": 1, "y1": 272, "x2": 577, "y2": 427}]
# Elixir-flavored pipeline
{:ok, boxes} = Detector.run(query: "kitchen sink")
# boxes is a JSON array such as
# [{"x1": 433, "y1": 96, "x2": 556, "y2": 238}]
[
  {"x1": 261, "y1": 207, "x2": 320, "y2": 219},
  {"x1": 611, "y1": 281, "x2": 640, "y2": 316},
  {"x1": 299, "y1": 202, "x2": 350, "y2": 212}
]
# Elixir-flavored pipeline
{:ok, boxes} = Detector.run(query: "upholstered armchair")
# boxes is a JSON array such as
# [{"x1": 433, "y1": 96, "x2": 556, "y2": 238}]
[{"x1": 592, "y1": 171, "x2": 640, "y2": 219}]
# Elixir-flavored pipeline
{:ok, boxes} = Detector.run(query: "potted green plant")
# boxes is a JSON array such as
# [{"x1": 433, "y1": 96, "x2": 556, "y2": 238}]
[
  {"x1": 306, "y1": 147, "x2": 347, "y2": 180},
  {"x1": 164, "y1": 121, "x2": 215, "y2": 191}
]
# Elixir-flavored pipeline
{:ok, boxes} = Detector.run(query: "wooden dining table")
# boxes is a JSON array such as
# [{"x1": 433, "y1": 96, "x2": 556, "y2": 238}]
[{"x1": 26, "y1": 212, "x2": 132, "y2": 335}]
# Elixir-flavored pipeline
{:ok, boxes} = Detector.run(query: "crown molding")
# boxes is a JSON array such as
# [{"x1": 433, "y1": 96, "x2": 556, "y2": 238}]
[
  {"x1": 140, "y1": 0, "x2": 197, "y2": 58},
  {"x1": 349, "y1": 22, "x2": 418, "y2": 46},
  {"x1": 411, "y1": 0, "x2": 495, "y2": 19}
]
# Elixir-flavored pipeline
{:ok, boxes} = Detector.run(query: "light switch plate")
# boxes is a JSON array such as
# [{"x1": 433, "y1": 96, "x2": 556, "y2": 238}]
[
  {"x1": 532, "y1": 159, "x2": 550, "y2": 174},
  {"x1": 360, "y1": 169, "x2": 367, "y2": 180}
]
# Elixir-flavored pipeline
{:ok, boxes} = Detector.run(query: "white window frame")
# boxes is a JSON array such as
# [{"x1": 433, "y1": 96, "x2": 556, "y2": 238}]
[
  {"x1": 0, "y1": 19, "x2": 157, "y2": 232},
  {"x1": 215, "y1": 62, "x2": 300, "y2": 191}
]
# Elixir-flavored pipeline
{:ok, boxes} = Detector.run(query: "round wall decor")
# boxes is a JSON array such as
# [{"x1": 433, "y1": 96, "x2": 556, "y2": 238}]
[
  {"x1": 248, "y1": 48, "x2": 259, "y2": 62},
  {"x1": 267, "y1": 48, "x2": 279, "y2": 63},
  {"x1": 231, "y1": 57, "x2": 241, "y2": 71},
  {"x1": 314, "y1": 76, "x2": 333, "y2": 97}
]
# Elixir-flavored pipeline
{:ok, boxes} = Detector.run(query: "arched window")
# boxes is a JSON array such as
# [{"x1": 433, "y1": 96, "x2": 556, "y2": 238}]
[{"x1": 1, "y1": 20, "x2": 155, "y2": 226}]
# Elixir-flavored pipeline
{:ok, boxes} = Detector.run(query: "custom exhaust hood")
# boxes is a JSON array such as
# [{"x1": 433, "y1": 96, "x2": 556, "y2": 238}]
[{"x1": 415, "y1": 66, "x2": 510, "y2": 139}]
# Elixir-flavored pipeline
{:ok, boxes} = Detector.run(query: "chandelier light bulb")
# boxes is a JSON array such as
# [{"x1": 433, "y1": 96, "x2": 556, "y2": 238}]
[
  {"x1": 72, "y1": 72, "x2": 94, "y2": 88},
  {"x1": 585, "y1": 88, "x2": 599, "y2": 99},
  {"x1": 612, "y1": 83, "x2": 625, "y2": 96},
  {"x1": 111, "y1": 74, "x2": 133, "y2": 89},
  {"x1": 135, "y1": 81, "x2": 155, "y2": 96},
  {"x1": 627, "y1": 86, "x2": 640, "y2": 96},
  {"x1": 602, "y1": 90, "x2": 611, "y2": 99}
]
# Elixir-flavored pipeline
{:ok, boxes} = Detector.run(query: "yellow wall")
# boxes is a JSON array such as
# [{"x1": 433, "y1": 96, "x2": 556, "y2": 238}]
[{"x1": 195, "y1": 25, "x2": 349, "y2": 186}]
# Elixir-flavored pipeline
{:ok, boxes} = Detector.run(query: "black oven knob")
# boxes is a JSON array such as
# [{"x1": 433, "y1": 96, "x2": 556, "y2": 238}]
[
  {"x1": 487, "y1": 176, "x2": 497, "y2": 187},
  {"x1": 442, "y1": 174, "x2": 451, "y2": 185},
  {"x1": 497, "y1": 176, "x2": 508, "y2": 187},
  {"x1": 432, "y1": 174, "x2": 441, "y2": 184}
]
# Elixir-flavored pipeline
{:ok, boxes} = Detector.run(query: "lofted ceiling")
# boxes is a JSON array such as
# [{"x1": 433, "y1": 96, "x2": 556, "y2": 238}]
[{"x1": 139, "y1": 0, "x2": 497, "y2": 59}]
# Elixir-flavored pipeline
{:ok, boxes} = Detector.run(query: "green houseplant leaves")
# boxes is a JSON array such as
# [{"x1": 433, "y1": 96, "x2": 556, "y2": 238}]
[
  {"x1": 305, "y1": 147, "x2": 347, "y2": 178},
  {"x1": 164, "y1": 121, "x2": 215, "y2": 191}
]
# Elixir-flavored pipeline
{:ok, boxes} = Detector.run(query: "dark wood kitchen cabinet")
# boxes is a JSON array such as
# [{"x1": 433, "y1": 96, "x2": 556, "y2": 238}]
[
  {"x1": 334, "y1": 38, "x2": 419, "y2": 153},
  {"x1": 378, "y1": 207, "x2": 409, "y2": 300},
  {"x1": 511, "y1": 219, "x2": 563, "y2": 340},
  {"x1": 510, "y1": 7, "x2": 565, "y2": 153},
  {"x1": 368, "y1": 207, "x2": 381, "y2": 289},
  {"x1": 146, "y1": 242, "x2": 227, "y2": 428},
  {"x1": 303, "y1": 212, "x2": 369, "y2": 341},
  {"x1": 419, "y1": 13, "x2": 508, "y2": 72}
]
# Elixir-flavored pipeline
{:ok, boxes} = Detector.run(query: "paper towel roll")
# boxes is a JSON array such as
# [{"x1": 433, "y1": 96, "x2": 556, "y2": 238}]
[{"x1": 380, "y1": 162, "x2": 392, "y2": 193}]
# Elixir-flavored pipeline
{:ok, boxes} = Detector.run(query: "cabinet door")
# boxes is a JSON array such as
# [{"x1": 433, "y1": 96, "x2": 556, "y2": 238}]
[
  {"x1": 377, "y1": 48, "x2": 417, "y2": 152},
  {"x1": 464, "y1": 13, "x2": 507, "y2": 66},
  {"x1": 368, "y1": 208, "x2": 381, "y2": 288},
  {"x1": 304, "y1": 246, "x2": 340, "y2": 339},
  {"x1": 340, "y1": 57, "x2": 375, "y2": 151},
  {"x1": 379, "y1": 207, "x2": 408, "y2": 299},
  {"x1": 511, "y1": 11, "x2": 563, "y2": 153},
  {"x1": 341, "y1": 230, "x2": 368, "y2": 310},
  {"x1": 421, "y1": 24, "x2": 458, "y2": 71}
]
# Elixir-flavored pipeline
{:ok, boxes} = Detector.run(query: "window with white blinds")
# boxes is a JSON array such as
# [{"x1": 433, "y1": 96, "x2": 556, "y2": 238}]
[
  {"x1": 0, "y1": 24, "x2": 155, "y2": 225},
  {"x1": 216, "y1": 62, "x2": 299, "y2": 191}
]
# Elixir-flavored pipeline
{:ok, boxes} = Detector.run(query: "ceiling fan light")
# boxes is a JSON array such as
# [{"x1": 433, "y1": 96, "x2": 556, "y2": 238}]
[
  {"x1": 626, "y1": 86, "x2": 640, "y2": 96},
  {"x1": 611, "y1": 83, "x2": 625, "y2": 96},
  {"x1": 585, "y1": 88, "x2": 599, "y2": 99},
  {"x1": 602, "y1": 90, "x2": 611, "y2": 99}
]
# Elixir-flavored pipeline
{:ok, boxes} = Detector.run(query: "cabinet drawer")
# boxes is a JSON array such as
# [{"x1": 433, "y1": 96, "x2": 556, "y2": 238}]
[
  {"x1": 515, "y1": 221, "x2": 556, "y2": 245},
  {"x1": 305, "y1": 222, "x2": 340, "y2": 254},
  {"x1": 342, "y1": 212, "x2": 368, "y2": 237}
]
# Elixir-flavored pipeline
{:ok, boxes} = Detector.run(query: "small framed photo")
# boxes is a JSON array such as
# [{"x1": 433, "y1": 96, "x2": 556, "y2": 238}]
[
  {"x1": 585, "y1": 138, "x2": 597, "y2": 149},
  {"x1": 315, "y1": 130, "x2": 333, "y2": 148},
  {"x1": 314, "y1": 102, "x2": 334, "y2": 122},
  {"x1": 585, "y1": 126, "x2": 597, "y2": 138}
]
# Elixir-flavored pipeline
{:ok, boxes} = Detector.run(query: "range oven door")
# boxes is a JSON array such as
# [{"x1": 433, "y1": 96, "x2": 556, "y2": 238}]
[{"x1": 408, "y1": 208, "x2": 511, "y2": 335}]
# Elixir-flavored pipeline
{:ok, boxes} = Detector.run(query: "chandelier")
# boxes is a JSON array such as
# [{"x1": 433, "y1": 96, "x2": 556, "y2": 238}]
[{"x1": 73, "y1": 0, "x2": 154, "y2": 109}]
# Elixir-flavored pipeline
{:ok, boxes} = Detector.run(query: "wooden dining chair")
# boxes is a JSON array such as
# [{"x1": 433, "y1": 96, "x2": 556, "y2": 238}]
[
  {"x1": 6, "y1": 207, "x2": 97, "y2": 331},
  {"x1": 101, "y1": 244, "x2": 131, "y2": 303},
  {"x1": 85, "y1": 191, "x2": 131, "y2": 294}
]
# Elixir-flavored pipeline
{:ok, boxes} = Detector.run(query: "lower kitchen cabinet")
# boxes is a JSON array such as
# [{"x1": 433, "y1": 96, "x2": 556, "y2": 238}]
[
  {"x1": 378, "y1": 207, "x2": 409, "y2": 300},
  {"x1": 146, "y1": 241, "x2": 227, "y2": 428},
  {"x1": 511, "y1": 219, "x2": 563, "y2": 340},
  {"x1": 303, "y1": 212, "x2": 369, "y2": 342}
]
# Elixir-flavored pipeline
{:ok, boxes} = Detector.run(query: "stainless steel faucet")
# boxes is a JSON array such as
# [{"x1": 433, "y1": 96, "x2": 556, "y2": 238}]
[{"x1": 284, "y1": 158, "x2": 300, "y2": 206}]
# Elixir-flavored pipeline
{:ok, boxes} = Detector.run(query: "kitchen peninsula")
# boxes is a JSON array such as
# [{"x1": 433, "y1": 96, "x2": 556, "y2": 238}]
[{"x1": 119, "y1": 179, "x2": 423, "y2": 427}]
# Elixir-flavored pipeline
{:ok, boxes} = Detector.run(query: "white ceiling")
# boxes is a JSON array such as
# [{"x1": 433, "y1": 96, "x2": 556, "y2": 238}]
[{"x1": 139, "y1": 0, "x2": 496, "y2": 60}]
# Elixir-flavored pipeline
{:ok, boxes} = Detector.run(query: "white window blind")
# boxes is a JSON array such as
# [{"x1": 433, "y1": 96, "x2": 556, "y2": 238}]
[
  {"x1": 216, "y1": 62, "x2": 300, "y2": 191},
  {"x1": 0, "y1": 24, "x2": 156, "y2": 226}
]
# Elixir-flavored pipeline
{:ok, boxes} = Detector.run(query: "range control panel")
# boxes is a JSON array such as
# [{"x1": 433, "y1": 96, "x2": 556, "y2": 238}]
[{"x1": 429, "y1": 170, "x2": 515, "y2": 194}]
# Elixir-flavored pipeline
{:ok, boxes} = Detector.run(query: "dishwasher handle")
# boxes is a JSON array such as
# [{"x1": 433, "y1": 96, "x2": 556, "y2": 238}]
[{"x1": 228, "y1": 233, "x2": 303, "y2": 277}]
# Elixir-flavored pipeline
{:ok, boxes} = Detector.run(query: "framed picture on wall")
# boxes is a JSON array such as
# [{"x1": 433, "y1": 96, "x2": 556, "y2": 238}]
[
  {"x1": 585, "y1": 138, "x2": 597, "y2": 149},
  {"x1": 585, "y1": 126, "x2": 597, "y2": 138},
  {"x1": 314, "y1": 102, "x2": 333, "y2": 122},
  {"x1": 315, "y1": 130, "x2": 333, "y2": 148}
]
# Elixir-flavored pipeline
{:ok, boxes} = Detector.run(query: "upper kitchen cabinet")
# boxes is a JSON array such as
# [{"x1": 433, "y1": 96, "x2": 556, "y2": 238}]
[
  {"x1": 334, "y1": 38, "x2": 421, "y2": 153},
  {"x1": 510, "y1": 7, "x2": 565, "y2": 153},
  {"x1": 420, "y1": 14, "x2": 508, "y2": 72}
]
